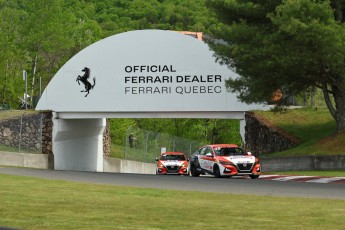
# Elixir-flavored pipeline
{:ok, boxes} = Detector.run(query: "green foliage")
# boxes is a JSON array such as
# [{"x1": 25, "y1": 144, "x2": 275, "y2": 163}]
[
  {"x1": 0, "y1": 0, "x2": 234, "y2": 153},
  {"x1": 206, "y1": 0, "x2": 345, "y2": 131},
  {"x1": 109, "y1": 118, "x2": 136, "y2": 145},
  {"x1": 109, "y1": 118, "x2": 242, "y2": 147},
  {"x1": 0, "y1": 0, "x2": 215, "y2": 108}
]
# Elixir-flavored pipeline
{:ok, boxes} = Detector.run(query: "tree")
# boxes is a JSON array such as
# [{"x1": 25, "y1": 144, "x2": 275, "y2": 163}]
[
  {"x1": 206, "y1": 0, "x2": 345, "y2": 132},
  {"x1": 0, "y1": 1, "x2": 28, "y2": 107},
  {"x1": 19, "y1": 0, "x2": 75, "y2": 104}
]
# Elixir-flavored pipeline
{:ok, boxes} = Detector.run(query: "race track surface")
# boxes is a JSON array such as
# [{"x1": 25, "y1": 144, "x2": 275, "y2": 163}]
[{"x1": 1, "y1": 167, "x2": 344, "y2": 200}]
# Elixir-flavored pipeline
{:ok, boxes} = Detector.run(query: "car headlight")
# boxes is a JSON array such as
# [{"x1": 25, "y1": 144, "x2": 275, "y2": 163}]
[
  {"x1": 158, "y1": 164, "x2": 164, "y2": 167},
  {"x1": 219, "y1": 160, "x2": 233, "y2": 165},
  {"x1": 182, "y1": 164, "x2": 188, "y2": 167}
]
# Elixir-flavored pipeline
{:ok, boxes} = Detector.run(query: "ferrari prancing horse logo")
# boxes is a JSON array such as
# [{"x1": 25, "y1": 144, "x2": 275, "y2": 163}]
[{"x1": 76, "y1": 67, "x2": 96, "y2": 97}]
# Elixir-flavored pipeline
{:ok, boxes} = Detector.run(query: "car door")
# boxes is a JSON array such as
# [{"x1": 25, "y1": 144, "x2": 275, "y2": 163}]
[
  {"x1": 197, "y1": 147, "x2": 207, "y2": 170},
  {"x1": 199, "y1": 146, "x2": 214, "y2": 172}
]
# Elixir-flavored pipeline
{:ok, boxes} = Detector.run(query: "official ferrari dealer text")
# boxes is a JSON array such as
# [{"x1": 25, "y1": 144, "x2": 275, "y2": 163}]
[{"x1": 124, "y1": 65, "x2": 223, "y2": 95}]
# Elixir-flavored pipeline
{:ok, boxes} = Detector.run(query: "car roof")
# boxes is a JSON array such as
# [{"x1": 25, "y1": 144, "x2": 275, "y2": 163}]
[
  {"x1": 161, "y1": 152, "x2": 185, "y2": 155},
  {"x1": 208, "y1": 144, "x2": 239, "y2": 148}
]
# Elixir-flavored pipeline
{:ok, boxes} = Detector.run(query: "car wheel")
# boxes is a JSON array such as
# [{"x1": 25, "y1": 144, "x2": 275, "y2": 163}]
[
  {"x1": 189, "y1": 164, "x2": 200, "y2": 177},
  {"x1": 213, "y1": 164, "x2": 221, "y2": 178},
  {"x1": 250, "y1": 175, "x2": 260, "y2": 179}
]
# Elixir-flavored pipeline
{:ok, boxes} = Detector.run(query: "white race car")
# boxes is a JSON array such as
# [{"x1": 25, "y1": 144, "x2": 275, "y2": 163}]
[{"x1": 189, "y1": 144, "x2": 260, "y2": 179}]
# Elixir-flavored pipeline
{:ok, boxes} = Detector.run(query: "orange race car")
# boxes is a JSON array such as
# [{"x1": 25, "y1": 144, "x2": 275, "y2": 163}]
[
  {"x1": 155, "y1": 152, "x2": 189, "y2": 175},
  {"x1": 188, "y1": 144, "x2": 261, "y2": 179}
]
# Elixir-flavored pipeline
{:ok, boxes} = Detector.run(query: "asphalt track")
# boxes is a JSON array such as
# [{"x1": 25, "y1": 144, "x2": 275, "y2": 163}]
[{"x1": 1, "y1": 167, "x2": 344, "y2": 200}]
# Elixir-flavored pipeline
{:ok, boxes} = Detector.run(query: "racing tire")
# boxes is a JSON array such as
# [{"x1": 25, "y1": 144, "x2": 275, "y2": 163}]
[
  {"x1": 250, "y1": 175, "x2": 260, "y2": 179},
  {"x1": 189, "y1": 164, "x2": 200, "y2": 177},
  {"x1": 213, "y1": 164, "x2": 221, "y2": 178}
]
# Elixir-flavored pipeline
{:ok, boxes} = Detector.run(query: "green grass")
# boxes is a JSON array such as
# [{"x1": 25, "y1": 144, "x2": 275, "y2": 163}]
[
  {"x1": 0, "y1": 144, "x2": 41, "y2": 154},
  {"x1": 0, "y1": 110, "x2": 38, "y2": 120},
  {"x1": 0, "y1": 144, "x2": 19, "y2": 152},
  {"x1": 110, "y1": 144, "x2": 125, "y2": 159},
  {"x1": 0, "y1": 174, "x2": 344, "y2": 230},
  {"x1": 255, "y1": 108, "x2": 345, "y2": 156},
  {"x1": 110, "y1": 144, "x2": 159, "y2": 163}
]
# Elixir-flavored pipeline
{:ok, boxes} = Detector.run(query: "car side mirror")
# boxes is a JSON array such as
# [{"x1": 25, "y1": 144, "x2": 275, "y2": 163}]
[
  {"x1": 247, "y1": 152, "x2": 252, "y2": 155},
  {"x1": 206, "y1": 153, "x2": 213, "y2": 157},
  {"x1": 155, "y1": 158, "x2": 159, "y2": 161}
]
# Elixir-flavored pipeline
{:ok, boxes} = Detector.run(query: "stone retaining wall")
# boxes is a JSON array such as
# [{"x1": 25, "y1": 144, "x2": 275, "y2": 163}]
[
  {"x1": 0, "y1": 112, "x2": 110, "y2": 157},
  {"x1": 0, "y1": 112, "x2": 53, "y2": 154},
  {"x1": 245, "y1": 112, "x2": 298, "y2": 154},
  {"x1": 103, "y1": 119, "x2": 111, "y2": 157}
]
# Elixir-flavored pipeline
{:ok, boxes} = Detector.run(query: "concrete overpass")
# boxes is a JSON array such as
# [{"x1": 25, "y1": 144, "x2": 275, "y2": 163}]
[{"x1": 36, "y1": 30, "x2": 267, "y2": 172}]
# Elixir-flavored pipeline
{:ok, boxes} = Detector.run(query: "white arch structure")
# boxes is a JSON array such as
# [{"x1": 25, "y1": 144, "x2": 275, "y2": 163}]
[{"x1": 36, "y1": 30, "x2": 267, "y2": 172}]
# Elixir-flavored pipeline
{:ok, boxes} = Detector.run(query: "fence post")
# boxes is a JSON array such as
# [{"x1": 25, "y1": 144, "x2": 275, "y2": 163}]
[
  {"x1": 189, "y1": 142, "x2": 192, "y2": 156},
  {"x1": 18, "y1": 113, "x2": 25, "y2": 152},
  {"x1": 155, "y1": 133, "x2": 159, "y2": 158},
  {"x1": 173, "y1": 137, "x2": 176, "y2": 152},
  {"x1": 145, "y1": 131, "x2": 150, "y2": 162},
  {"x1": 40, "y1": 114, "x2": 43, "y2": 153},
  {"x1": 124, "y1": 126, "x2": 131, "y2": 160}
]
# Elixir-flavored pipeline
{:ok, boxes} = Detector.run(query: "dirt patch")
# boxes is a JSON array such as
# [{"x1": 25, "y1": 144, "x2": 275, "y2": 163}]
[{"x1": 317, "y1": 131, "x2": 345, "y2": 148}]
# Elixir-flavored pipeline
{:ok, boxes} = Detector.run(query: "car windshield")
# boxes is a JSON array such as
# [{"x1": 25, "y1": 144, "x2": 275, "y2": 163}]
[
  {"x1": 214, "y1": 147, "x2": 244, "y2": 156},
  {"x1": 160, "y1": 154, "x2": 186, "y2": 160}
]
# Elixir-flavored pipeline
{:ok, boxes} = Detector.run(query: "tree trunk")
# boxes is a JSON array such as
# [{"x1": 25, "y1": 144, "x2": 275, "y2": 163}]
[
  {"x1": 331, "y1": 0, "x2": 345, "y2": 132},
  {"x1": 323, "y1": 77, "x2": 345, "y2": 132},
  {"x1": 310, "y1": 86, "x2": 315, "y2": 108},
  {"x1": 335, "y1": 103, "x2": 345, "y2": 132},
  {"x1": 30, "y1": 55, "x2": 38, "y2": 105},
  {"x1": 1, "y1": 61, "x2": 9, "y2": 104},
  {"x1": 332, "y1": 81, "x2": 345, "y2": 132}
]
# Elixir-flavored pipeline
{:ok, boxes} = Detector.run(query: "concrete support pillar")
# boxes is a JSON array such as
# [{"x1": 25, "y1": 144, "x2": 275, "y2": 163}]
[{"x1": 52, "y1": 113, "x2": 106, "y2": 171}]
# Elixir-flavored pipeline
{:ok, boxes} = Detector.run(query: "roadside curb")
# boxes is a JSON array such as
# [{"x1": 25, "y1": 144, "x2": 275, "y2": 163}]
[{"x1": 259, "y1": 175, "x2": 345, "y2": 184}]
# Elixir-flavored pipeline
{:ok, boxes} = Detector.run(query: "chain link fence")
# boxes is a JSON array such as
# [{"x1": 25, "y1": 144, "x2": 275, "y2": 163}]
[
  {"x1": 0, "y1": 110, "x2": 43, "y2": 154},
  {"x1": 124, "y1": 126, "x2": 205, "y2": 163}
]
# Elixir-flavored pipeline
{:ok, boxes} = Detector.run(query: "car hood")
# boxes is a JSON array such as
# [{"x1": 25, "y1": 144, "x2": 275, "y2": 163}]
[
  {"x1": 159, "y1": 160, "x2": 186, "y2": 166},
  {"x1": 218, "y1": 155, "x2": 256, "y2": 164}
]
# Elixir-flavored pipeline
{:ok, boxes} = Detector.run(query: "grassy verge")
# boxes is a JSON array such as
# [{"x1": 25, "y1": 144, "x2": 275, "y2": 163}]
[
  {"x1": 0, "y1": 144, "x2": 41, "y2": 154},
  {"x1": 255, "y1": 108, "x2": 345, "y2": 156},
  {"x1": 0, "y1": 174, "x2": 344, "y2": 230},
  {"x1": 110, "y1": 144, "x2": 125, "y2": 159},
  {"x1": 110, "y1": 144, "x2": 160, "y2": 163},
  {"x1": 0, "y1": 110, "x2": 38, "y2": 120}
]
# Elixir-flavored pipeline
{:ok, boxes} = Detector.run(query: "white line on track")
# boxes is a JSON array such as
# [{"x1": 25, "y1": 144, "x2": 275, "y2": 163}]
[
  {"x1": 271, "y1": 176, "x2": 315, "y2": 181},
  {"x1": 306, "y1": 177, "x2": 345, "y2": 183}
]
